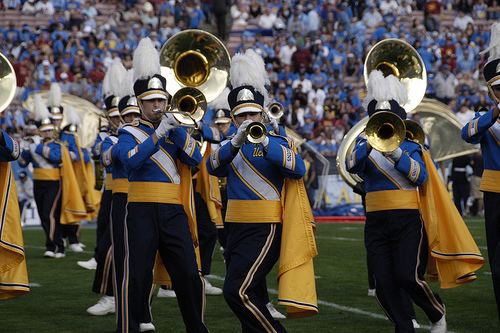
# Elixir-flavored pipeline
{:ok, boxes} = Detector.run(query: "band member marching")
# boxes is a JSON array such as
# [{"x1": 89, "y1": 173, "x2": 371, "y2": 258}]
[
  {"x1": 86, "y1": 59, "x2": 128, "y2": 316},
  {"x1": 462, "y1": 22, "x2": 500, "y2": 320},
  {"x1": 117, "y1": 38, "x2": 207, "y2": 333},
  {"x1": 207, "y1": 49, "x2": 318, "y2": 332}
]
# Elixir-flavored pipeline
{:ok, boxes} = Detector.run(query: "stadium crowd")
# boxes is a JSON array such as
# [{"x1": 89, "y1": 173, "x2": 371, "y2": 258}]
[{"x1": 0, "y1": 0, "x2": 499, "y2": 216}]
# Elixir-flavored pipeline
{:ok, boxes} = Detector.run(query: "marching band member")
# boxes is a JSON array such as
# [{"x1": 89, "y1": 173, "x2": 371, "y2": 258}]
[
  {"x1": 86, "y1": 59, "x2": 128, "y2": 316},
  {"x1": 18, "y1": 96, "x2": 65, "y2": 258},
  {"x1": 117, "y1": 38, "x2": 207, "y2": 333},
  {"x1": 0, "y1": 128, "x2": 29, "y2": 299},
  {"x1": 207, "y1": 49, "x2": 318, "y2": 332},
  {"x1": 462, "y1": 22, "x2": 500, "y2": 320}
]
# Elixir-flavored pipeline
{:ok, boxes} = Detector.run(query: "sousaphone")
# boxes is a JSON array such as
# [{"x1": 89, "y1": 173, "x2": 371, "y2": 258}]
[{"x1": 0, "y1": 52, "x2": 17, "y2": 113}]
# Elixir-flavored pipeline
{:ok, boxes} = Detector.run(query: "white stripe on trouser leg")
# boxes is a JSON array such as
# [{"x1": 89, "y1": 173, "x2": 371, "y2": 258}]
[
  {"x1": 238, "y1": 224, "x2": 277, "y2": 333},
  {"x1": 121, "y1": 203, "x2": 131, "y2": 333}
]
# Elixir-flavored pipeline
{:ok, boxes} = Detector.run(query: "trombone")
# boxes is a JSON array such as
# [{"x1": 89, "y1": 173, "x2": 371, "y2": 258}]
[{"x1": 163, "y1": 87, "x2": 207, "y2": 129}]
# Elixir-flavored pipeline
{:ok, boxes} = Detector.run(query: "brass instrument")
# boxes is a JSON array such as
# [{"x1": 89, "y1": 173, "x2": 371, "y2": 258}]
[
  {"x1": 0, "y1": 52, "x2": 17, "y2": 113},
  {"x1": 246, "y1": 122, "x2": 267, "y2": 144},
  {"x1": 160, "y1": 29, "x2": 230, "y2": 104},
  {"x1": 167, "y1": 87, "x2": 207, "y2": 128},
  {"x1": 267, "y1": 101, "x2": 285, "y2": 120},
  {"x1": 365, "y1": 111, "x2": 406, "y2": 153},
  {"x1": 404, "y1": 119, "x2": 425, "y2": 145}
]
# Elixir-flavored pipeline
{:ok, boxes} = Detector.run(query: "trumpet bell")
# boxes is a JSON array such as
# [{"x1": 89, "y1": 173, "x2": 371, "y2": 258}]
[
  {"x1": 365, "y1": 111, "x2": 406, "y2": 153},
  {"x1": 170, "y1": 87, "x2": 207, "y2": 126},
  {"x1": 364, "y1": 39, "x2": 427, "y2": 113},
  {"x1": 160, "y1": 29, "x2": 230, "y2": 103},
  {"x1": 267, "y1": 102, "x2": 284, "y2": 120},
  {"x1": 246, "y1": 122, "x2": 267, "y2": 144},
  {"x1": 0, "y1": 52, "x2": 17, "y2": 113},
  {"x1": 404, "y1": 119, "x2": 426, "y2": 145}
]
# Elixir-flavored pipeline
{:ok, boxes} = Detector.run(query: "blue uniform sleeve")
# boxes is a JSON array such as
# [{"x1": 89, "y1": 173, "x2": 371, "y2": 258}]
[
  {"x1": 91, "y1": 133, "x2": 103, "y2": 157},
  {"x1": 118, "y1": 129, "x2": 159, "y2": 171},
  {"x1": 35, "y1": 142, "x2": 62, "y2": 164},
  {"x1": 169, "y1": 127, "x2": 202, "y2": 167},
  {"x1": 199, "y1": 123, "x2": 223, "y2": 143},
  {"x1": 264, "y1": 136, "x2": 305, "y2": 179},
  {"x1": 346, "y1": 137, "x2": 371, "y2": 174},
  {"x1": 394, "y1": 145, "x2": 428, "y2": 186},
  {"x1": 461, "y1": 109, "x2": 497, "y2": 144},
  {"x1": 206, "y1": 141, "x2": 236, "y2": 177},
  {"x1": 0, "y1": 130, "x2": 20, "y2": 161},
  {"x1": 82, "y1": 148, "x2": 91, "y2": 163},
  {"x1": 17, "y1": 149, "x2": 32, "y2": 167},
  {"x1": 63, "y1": 133, "x2": 81, "y2": 161},
  {"x1": 101, "y1": 137, "x2": 115, "y2": 167}
]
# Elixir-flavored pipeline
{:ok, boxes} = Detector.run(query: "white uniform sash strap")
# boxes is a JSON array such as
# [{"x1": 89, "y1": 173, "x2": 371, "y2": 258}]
[
  {"x1": 231, "y1": 151, "x2": 280, "y2": 200},
  {"x1": 489, "y1": 120, "x2": 500, "y2": 145},
  {"x1": 31, "y1": 150, "x2": 53, "y2": 169},
  {"x1": 123, "y1": 126, "x2": 180, "y2": 184},
  {"x1": 110, "y1": 136, "x2": 119, "y2": 144},
  {"x1": 370, "y1": 150, "x2": 414, "y2": 190}
]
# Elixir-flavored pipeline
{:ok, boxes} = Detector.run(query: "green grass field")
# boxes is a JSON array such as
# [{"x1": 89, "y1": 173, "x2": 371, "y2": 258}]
[{"x1": 1, "y1": 218, "x2": 498, "y2": 332}]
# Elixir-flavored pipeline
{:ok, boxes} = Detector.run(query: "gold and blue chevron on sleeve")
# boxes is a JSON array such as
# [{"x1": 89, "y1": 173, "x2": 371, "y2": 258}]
[
  {"x1": 408, "y1": 158, "x2": 421, "y2": 183},
  {"x1": 281, "y1": 146, "x2": 296, "y2": 170},
  {"x1": 102, "y1": 148, "x2": 113, "y2": 167},
  {"x1": 183, "y1": 134, "x2": 196, "y2": 157},
  {"x1": 348, "y1": 150, "x2": 357, "y2": 169},
  {"x1": 468, "y1": 118, "x2": 479, "y2": 137},
  {"x1": 210, "y1": 148, "x2": 220, "y2": 169},
  {"x1": 127, "y1": 146, "x2": 138, "y2": 158}
]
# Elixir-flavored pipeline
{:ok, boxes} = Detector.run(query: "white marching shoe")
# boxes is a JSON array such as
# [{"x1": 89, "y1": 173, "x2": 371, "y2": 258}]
[
  {"x1": 87, "y1": 296, "x2": 115, "y2": 316},
  {"x1": 69, "y1": 243, "x2": 84, "y2": 253},
  {"x1": 204, "y1": 278, "x2": 222, "y2": 296},
  {"x1": 157, "y1": 288, "x2": 176, "y2": 298},
  {"x1": 367, "y1": 288, "x2": 376, "y2": 297},
  {"x1": 267, "y1": 302, "x2": 286, "y2": 319},
  {"x1": 139, "y1": 322, "x2": 155, "y2": 332},
  {"x1": 54, "y1": 252, "x2": 66, "y2": 259},
  {"x1": 412, "y1": 319, "x2": 420, "y2": 329},
  {"x1": 44, "y1": 251, "x2": 55, "y2": 258},
  {"x1": 430, "y1": 315, "x2": 447, "y2": 333},
  {"x1": 77, "y1": 257, "x2": 97, "y2": 270}
]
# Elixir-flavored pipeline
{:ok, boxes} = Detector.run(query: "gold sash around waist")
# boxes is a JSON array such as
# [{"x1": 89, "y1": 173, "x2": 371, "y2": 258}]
[
  {"x1": 225, "y1": 199, "x2": 282, "y2": 223},
  {"x1": 128, "y1": 181, "x2": 182, "y2": 204},
  {"x1": 112, "y1": 178, "x2": 129, "y2": 194},
  {"x1": 480, "y1": 169, "x2": 500, "y2": 193},
  {"x1": 365, "y1": 190, "x2": 419, "y2": 213},
  {"x1": 33, "y1": 168, "x2": 60, "y2": 181},
  {"x1": 105, "y1": 174, "x2": 113, "y2": 190}
]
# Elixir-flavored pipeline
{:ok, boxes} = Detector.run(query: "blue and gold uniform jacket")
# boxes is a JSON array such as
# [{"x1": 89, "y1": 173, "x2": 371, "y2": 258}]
[
  {"x1": 102, "y1": 132, "x2": 130, "y2": 194},
  {"x1": 461, "y1": 109, "x2": 500, "y2": 193},
  {"x1": 347, "y1": 137, "x2": 427, "y2": 213},
  {"x1": 118, "y1": 120, "x2": 201, "y2": 203},
  {"x1": 206, "y1": 133, "x2": 305, "y2": 223},
  {"x1": 60, "y1": 131, "x2": 90, "y2": 163},
  {"x1": 18, "y1": 140, "x2": 61, "y2": 181},
  {"x1": 0, "y1": 130, "x2": 20, "y2": 162},
  {"x1": 100, "y1": 134, "x2": 118, "y2": 191},
  {"x1": 91, "y1": 130, "x2": 109, "y2": 158}
]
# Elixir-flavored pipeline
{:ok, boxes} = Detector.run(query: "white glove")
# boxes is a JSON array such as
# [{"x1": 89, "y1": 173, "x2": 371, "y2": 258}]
[
  {"x1": 262, "y1": 136, "x2": 270, "y2": 150},
  {"x1": 155, "y1": 115, "x2": 177, "y2": 138},
  {"x1": 270, "y1": 118, "x2": 279, "y2": 133},
  {"x1": 231, "y1": 119, "x2": 252, "y2": 148},
  {"x1": 383, "y1": 147, "x2": 403, "y2": 161},
  {"x1": 29, "y1": 143, "x2": 37, "y2": 153}
]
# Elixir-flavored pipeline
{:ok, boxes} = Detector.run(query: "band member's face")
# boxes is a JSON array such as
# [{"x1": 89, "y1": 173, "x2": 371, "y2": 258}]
[
  {"x1": 52, "y1": 119, "x2": 62, "y2": 128},
  {"x1": 492, "y1": 84, "x2": 500, "y2": 102},
  {"x1": 234, "y1": 112, "x2": 263, "y2": 127},
  {"x1": 140, "y1": 98, "x2": 166, "y2": 124},
  {"x1": 123, "y1": 113, "x2": 140, "y2": 124},
  {"x1": 109, "y1": 116, "x2": 121, "y2": 129},
  {"x1": 40, "y1": 129, "x2": 53, "y2": 139},
  {"x1": 217, "y1": 122, "x2": 230, "y2": 134}
]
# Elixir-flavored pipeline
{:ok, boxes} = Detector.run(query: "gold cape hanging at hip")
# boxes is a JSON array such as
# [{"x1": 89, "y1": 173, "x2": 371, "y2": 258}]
[
  {"x1": 419, "y1": 150, "x2": 484, "y2": 288},
  {"x1": 0, "y1": 161, "x2": 29, "y2": 300},
  {"x1": 195, "y1": 145, "x2": 223, "y2": 227},
  {"x1": 153, "y1": 162, "x2": 202, "y2": 287},
  {"x1": 60, "y1": 145, "x2": 88, "y2": 224}
]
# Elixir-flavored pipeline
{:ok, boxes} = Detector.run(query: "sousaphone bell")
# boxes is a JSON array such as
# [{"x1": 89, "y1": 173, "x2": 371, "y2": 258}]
[{"x1": 0, "y1": 52, "x2": 17, "y2": 113}]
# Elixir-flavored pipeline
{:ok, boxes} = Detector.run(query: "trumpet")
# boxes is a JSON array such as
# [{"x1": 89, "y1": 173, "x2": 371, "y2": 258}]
[
  {"x1": 266, "y1": 101, "x2": 284, "y2": 120},
  {"x1": 246, "y1": 122, "x2": 267, "y2": 144},
  {"x1": 365, "y1": 111, "x2": 406, "y2": 153},
  {"x1": 404, "y1": 119, "x2": 425, "y2": 145}
]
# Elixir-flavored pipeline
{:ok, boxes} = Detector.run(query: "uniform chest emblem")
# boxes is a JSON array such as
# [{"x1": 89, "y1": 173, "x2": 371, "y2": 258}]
[{"x1": 252, "y1": 147, "x2": 264, "y2": 157}]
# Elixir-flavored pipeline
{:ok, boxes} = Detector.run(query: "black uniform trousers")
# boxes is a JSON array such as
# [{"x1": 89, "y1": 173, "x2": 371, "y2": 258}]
[
  {"x1": 223, "y1": 222, "x2": 287, "y2": 333},
  {"x1": 121, "y1": 202, "x2": 207, "y2": 333},
  {"x1": 453, "y1": 182, "x2": 470, "y2": 216},
  {"x1": 195, "y1": 192, "x2": 218, "y2": 276},
  {"x1": 61, "y1": 222, "x2": 79, "y2": 244},
  {"x1": 484, "y1": 191, "x2": 500, "y2": 320},
  {"x1": 217, "y1": 185, "x2": 228, "y2": 248},
  {"x1": 34, "y1": 179, "x2": 64, "y2": 253},
  {"x1": 365, "y1": 209, "x2": 445, "y2": 333},
  {"x1": 92, "y1": 189, "x2": 114, "y2": 296}
]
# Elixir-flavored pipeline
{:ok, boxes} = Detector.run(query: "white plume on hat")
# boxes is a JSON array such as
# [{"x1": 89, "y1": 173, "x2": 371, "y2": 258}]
[
  {"x1": 33, "y1": 95, "x2": 50, "y2": 121},
  {"x1": 47, "y1": 82, "x2": 62, "y2": 107},
  {"x1": 133, "y1": 38, "x2": 160, "y2": 82},
  {"x1": 65, "y1": 105, "x2": 81, "y2": 126},
  {"x1": 481, "y1": 22, "x2": 500, "y2": 61},
  {"x1": 119, "y1": 69, "x2": 135, "y2": 97},
  {"x1": 209, "y1": 87, "x2": 230, "y2": 110},
  {"x1": 103, "y1": 58, "x2": 126, "y2": 98},
  {"x1": 362, "y1": 70, "x2": 408, "y2": 109},
  {"x1": 230, "y1": 49, "x2": 269, "y2": 101}
]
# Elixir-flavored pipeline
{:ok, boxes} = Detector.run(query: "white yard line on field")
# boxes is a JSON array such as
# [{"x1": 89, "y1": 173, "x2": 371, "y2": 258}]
[
  {"x1": 315, "y1": 236, "x2": 362, "y2": 242},
  {"x1": 207, "y1": 275, "x2": 458, "y2": 333}
]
